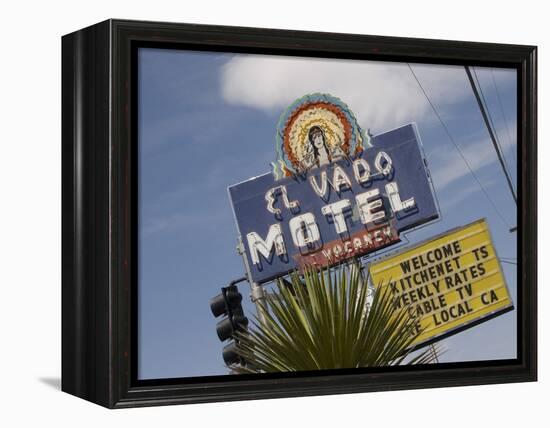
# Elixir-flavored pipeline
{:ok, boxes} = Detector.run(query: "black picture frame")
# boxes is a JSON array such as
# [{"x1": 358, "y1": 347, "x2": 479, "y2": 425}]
[{"x1": 61, "y1": 19, "x2": 537, "y2": 408}]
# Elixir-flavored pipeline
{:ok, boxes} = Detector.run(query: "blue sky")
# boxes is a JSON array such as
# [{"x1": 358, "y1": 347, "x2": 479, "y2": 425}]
[{"x1": 138, "y1": 48, "x2": 517, "y2": 379}]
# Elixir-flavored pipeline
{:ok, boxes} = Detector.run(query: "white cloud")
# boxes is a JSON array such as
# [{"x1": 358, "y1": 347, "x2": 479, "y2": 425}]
[
  {"x1": 220, "y1": 56, "x2": 517, "y2": 217},
  {"x1": 428, "y1": 125, "x2": 517, "y2": 192},
  {"x1": 438, "y1": 178, "x2": 498, "y2": 212},
  {"x1": 220, "y1": 55, "x2": 476, "y2": 132}
]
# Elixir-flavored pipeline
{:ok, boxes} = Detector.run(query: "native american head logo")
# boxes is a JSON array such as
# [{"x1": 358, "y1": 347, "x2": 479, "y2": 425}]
[{"x1": 272, "y1": 93, "x2": 370, "y2": 178}]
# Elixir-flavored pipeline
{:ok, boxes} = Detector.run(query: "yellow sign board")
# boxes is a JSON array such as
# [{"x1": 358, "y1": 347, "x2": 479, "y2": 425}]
[{"x1": 369, "y1": 218, "x2": 513, "y2": 348}]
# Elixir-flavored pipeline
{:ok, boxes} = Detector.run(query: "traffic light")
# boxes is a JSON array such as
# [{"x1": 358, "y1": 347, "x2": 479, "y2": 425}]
[{"x1": 210, "y1": 283, "x2": 249, "y2": 366}]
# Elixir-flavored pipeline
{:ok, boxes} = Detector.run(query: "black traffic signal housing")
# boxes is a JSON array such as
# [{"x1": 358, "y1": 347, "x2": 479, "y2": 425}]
[{"x1": 210, "y1": 283, "x2": 249, "y2": 366}]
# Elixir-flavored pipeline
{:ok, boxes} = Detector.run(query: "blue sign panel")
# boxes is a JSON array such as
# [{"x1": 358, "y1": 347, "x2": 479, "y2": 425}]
[{"x1": 229, "y1": 124, "x2": 438, "y2": 284}]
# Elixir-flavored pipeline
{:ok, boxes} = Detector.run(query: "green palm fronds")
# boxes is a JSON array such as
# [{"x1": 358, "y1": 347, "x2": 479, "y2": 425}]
[{"x1": 232, "y1": 264, "x2": 441, "y2": 373}]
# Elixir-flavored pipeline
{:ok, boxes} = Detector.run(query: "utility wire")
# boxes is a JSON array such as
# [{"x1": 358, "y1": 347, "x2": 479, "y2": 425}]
[
  {"x1": 471, "y1": 67, "x2": 516, "y2": 192},
  {"x1": 465, "y1": 66, "x2": 517, "y2": 204},
  {"x1": 499, "y1": 256, "x2": 517, "y2": 266},
  {"x1": 429, "y1": 344, "x2": 440, "y2": 363},
  {"x1": 407, "y1": 64, "x2": 512, "y2": 229},
  {"x1": 490, "y1": 69, "x2": 518, "y2": 168}
]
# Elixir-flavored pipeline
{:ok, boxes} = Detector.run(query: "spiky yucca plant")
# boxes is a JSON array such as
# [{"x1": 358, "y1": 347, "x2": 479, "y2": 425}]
[{"x1": 232, "y1": 264, "x2": 440, "y2": 373}]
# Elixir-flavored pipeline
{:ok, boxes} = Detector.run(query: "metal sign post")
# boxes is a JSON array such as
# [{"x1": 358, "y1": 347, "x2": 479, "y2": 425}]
[{"x1": 237, "y1": 237, "x2": 268, "y2": 327}]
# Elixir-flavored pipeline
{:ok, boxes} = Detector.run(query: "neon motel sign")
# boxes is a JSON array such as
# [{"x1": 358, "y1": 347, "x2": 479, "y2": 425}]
[{"x1": 228, "y1": 94, "x2": 439, "y2": 283}]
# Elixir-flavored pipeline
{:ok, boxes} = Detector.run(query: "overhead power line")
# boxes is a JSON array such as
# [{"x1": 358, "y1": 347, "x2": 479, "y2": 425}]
[
  {"x1": 490, "y1": 69, "x2": 518, "y2": 169},
  {"x1": 407, "y1": 64, "x2": 512, "y2": 230},
  {"x1": 471, "y1": 67, "x2": 516, "y2": 190},
  {"x1": 465, "y1": 66, "x2": 517, "y2": 205}
]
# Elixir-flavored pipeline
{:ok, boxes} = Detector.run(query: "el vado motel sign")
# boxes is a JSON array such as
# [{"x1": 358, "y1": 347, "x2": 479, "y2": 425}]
[{"x1": 229, "y1": 93, "x2": 439, "y2": 284}]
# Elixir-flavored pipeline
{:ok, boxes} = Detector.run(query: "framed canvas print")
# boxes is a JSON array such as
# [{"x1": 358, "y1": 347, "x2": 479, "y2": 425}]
[{"x1": 61, "y1": 19, "x2": 537, "y2": 408}]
